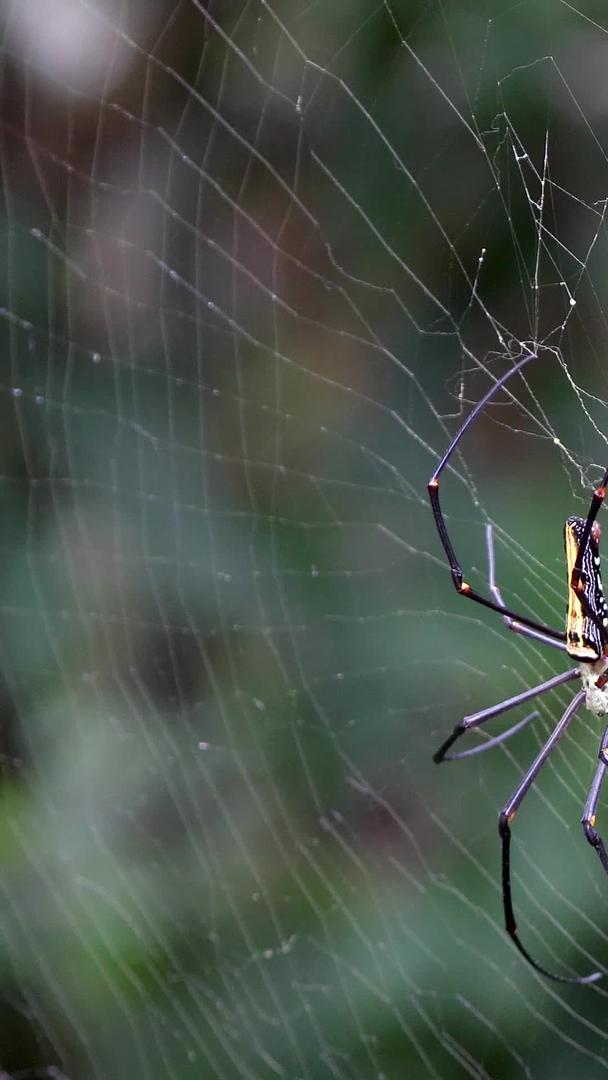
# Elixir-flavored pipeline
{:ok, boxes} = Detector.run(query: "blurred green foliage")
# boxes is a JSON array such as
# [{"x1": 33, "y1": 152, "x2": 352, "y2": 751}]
[{"x1": 3, "y1": 2, "x2": 608, "y2": 1078}]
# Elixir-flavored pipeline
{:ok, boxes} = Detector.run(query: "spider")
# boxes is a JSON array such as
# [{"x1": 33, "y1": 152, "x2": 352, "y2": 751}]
[{"x1": 428, "y1": 352, "x2": 608, "y2": 985}]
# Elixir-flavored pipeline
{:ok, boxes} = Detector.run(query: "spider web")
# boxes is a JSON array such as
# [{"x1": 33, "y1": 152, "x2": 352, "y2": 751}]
[{"x1": 4, "y1": 1, "x2": 608, "y2": 1077}]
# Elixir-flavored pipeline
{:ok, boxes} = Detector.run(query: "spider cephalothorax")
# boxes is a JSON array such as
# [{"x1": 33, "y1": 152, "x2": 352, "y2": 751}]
[{"x1": 429, "y1": 353, "x2": 608, "y2": 985}]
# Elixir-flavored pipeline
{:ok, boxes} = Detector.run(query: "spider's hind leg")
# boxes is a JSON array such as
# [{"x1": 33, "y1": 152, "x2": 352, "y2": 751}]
[
  {"x1": 582, "y1": 720, "x2": 608, "y2": 876},
  {"x1": 499, "y1": 688, "x2": 601, "y2": 984},
  {"x1": 433, "y1": 668, "x2": 579, "y2": 764}
]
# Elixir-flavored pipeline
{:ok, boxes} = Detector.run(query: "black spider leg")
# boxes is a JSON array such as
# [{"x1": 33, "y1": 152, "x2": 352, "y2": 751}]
[
  {"x1": 582, "y1": 719, "x2": 608, "y2": 875},
  {"x1": 428, "y1": 353, "x2": 565, "y2": 643},
  {"x1": 570, "y1": 465, "x2": 608, "y2": 642},
  {"x1": 499, "y1": 688, "x2": 602, "y2": 984},
  {"x1": 434, "y1": 668, "x2": 580, "y2": 763}
]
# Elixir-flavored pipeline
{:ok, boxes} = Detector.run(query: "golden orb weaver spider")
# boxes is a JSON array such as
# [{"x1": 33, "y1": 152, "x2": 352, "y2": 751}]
[{"x1": 429, "y1": 352, "x2": 608, "y2": 985}]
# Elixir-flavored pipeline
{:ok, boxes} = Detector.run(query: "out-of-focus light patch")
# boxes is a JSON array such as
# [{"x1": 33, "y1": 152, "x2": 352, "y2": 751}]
[{"x1": 5, "y1": 0, "x2": 133, "y2": 100}]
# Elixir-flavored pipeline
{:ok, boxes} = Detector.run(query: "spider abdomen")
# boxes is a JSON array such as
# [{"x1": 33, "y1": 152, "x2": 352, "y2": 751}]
[{"x1": 564, "y1": 516, "x2": 608, "y2": 661}]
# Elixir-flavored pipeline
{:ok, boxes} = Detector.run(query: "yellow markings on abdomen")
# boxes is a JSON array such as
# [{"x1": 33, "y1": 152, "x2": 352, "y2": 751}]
[{"x1": 564, "y1": 519, "x2": 601, "y2": 661}]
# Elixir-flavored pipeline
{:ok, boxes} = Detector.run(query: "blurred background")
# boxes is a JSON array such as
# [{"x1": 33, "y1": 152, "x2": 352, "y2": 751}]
[{"x1": 4, "y1": 1, "x2": 608, "y2": 1077}]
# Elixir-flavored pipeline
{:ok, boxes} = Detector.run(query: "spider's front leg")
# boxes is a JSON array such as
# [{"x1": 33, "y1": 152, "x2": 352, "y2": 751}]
[{"x1": 427, "y1": 352, "x2": 565, "y2": 645}]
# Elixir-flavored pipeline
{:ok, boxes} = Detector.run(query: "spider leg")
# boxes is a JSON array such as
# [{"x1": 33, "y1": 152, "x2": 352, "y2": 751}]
[
  {"x1": 499, "y1": 688, "x2": 601, "y2": 984},
  {"x1": 443, "y1": 710, "x2": 538, "y2": 761},
  {"x1": 434, "y1": 667, "x2": 580, "y2": 763},
  {"x1": 582, "y1": 720, "x2": 608, "y2": 875},
  {"x1": 486, "y1": 525, "x2": 568, "y2": 652},
  {"x1": 428, "y1": 352, "x2": 565, "y2": 644}
]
